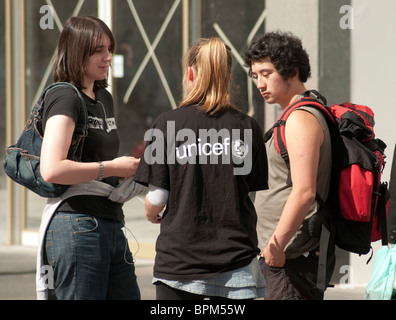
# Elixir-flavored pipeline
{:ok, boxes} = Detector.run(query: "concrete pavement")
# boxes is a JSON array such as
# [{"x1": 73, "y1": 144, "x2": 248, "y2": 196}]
[
  {"x1": 0, "y1": 244, "x2": 368, "y2": 300},
  {"x1": 0, "y1": 244, "x2": 156, "y2": 300},
  {"x1": 0, "y1": 195, "x2": 370, "y2": 300}
]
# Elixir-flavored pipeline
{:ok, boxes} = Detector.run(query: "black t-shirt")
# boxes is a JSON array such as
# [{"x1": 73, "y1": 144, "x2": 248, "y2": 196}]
[
  {"x1": 134, "y1": 105, "x2": 269, "y2": 280},
  {"x1": 43, "y1": 85, "x2": 123, "y2": 221}
]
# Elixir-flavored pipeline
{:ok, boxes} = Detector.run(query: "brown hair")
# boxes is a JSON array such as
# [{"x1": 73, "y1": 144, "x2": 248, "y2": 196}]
[
  {"x1": 179, "y1": 38, "x2": 233, "y2": 115},
  {"x1": 53, "y1": 16, "x2": 115, "y2": 90}
]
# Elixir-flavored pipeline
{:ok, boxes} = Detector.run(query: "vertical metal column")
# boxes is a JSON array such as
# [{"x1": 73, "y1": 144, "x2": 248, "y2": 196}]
[
  {"x1": 18, "y1": 0, "x2": 27, "y2": 242},
  {"x1": 98, "y1": 0, "x2": 114, "y2": 94},
  {"x1": 5, "y1": 0, "x2": 14, "y2": 245},
  {"x1": 189, "y1": 0, "x2": 201, "y2": 44},
  {"x1": 182, "y1": 0, "x2": 189, "y2": 54},
  {"x1": 5, "y1": 0, "x2": 26, "y2": 244}
]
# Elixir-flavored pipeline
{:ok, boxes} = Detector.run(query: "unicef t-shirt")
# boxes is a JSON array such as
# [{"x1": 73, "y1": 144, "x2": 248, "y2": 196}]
[{"x1": 134, "y1": 105, "x2": 269, "y2": 280}]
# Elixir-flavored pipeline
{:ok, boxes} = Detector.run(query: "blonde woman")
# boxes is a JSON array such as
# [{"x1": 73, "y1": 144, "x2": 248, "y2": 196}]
[{"x1": 134, "y1": 38, "x2": 269, "y2": 300}]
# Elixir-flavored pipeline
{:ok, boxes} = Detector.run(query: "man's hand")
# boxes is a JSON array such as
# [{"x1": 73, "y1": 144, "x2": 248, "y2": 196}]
[{"x1": 262, "y1": 237, "x2": 286, "y2": 267}]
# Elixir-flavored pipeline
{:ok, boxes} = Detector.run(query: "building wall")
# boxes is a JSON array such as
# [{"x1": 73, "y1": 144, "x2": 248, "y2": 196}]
[
  {"x1": 349, "y1": 0, "x2": 396, "y2": 285},
  {"x1": 351, "y1": 0, "x2": 396, "y2": 182},
  {"x1": 265, "y1": 0, "x2": 395, "y2": 286},
  {"x1": 264, "y1": 0, "x2": 320, "y2": 130}
]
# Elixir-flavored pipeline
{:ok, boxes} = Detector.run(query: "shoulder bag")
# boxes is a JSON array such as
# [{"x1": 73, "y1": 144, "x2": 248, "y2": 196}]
[{"x1": 3, "y1": 82, "x2": 88, "y2": 198}]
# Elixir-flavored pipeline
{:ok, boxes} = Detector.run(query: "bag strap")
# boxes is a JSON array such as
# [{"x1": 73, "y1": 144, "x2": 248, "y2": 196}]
[
  {"x1": 264, "y1": 93, "x2": 334, "y2": 186},
  {"x1": 40, "y1": 82, "x2": 88, "y2": 161},
  {"x1": 42, "y1": 82, "x2": 88, "y2": 135},
  {"x1": 315, "y1": 194, "x2": 332, "y2": 293}
]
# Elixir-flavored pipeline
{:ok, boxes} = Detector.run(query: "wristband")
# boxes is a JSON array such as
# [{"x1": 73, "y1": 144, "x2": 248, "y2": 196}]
[{"x1": 98, "y1": 162, "x2": 105, "y2": 180}]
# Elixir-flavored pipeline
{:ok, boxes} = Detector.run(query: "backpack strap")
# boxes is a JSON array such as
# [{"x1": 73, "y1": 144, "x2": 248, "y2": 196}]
[
  {"x1": 315, "y1": 194, "x2": 332, "y2": 293},
  {"x1": 264, "y1": 91, "x2": 335, "y2": 186}
]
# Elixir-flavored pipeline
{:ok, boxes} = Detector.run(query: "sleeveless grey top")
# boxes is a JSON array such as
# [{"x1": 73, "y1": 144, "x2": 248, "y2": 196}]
[{"x1": 255, "y1": 103, "x2": 332, "y2": 259}]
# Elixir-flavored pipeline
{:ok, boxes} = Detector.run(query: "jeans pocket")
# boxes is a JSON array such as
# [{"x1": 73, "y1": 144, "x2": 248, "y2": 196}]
[
  {"x1": 73, "y1": 216, "x2": 98, "y2": 234},
  {"x1": 72, "y1": 215, "x2": 102, "y2": 264}
]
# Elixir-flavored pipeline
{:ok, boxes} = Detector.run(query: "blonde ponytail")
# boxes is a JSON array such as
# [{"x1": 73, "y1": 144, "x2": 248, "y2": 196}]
[{"x1": 179, "y1": 38, "x2": 233, "y2": 115}]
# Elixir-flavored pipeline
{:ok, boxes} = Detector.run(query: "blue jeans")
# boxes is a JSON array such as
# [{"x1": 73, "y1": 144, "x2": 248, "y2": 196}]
[{"x1": 45, "y1": 212, "x2": 141, "y2": 300}]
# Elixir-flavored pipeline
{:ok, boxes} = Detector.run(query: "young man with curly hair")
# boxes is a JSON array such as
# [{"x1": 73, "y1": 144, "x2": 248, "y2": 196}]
[{"x1": 244, "y1": 31, "x2": 335, "y2": 300}]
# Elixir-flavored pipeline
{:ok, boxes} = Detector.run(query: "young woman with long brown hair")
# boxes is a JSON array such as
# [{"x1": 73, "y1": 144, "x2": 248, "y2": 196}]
[{"x1": 38, "y1": 16, "x2": 140, "y2": 300}]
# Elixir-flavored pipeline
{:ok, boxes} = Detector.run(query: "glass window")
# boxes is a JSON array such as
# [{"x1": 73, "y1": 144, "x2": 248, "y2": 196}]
[
  {"x1": 113, "y1": 0, "x2": 183, "y2": 157},
  {"x1": 112, "y1": 0, "x2": 184, "y2": 253},
  {"x1": 25, "y1": 0, "x2": 99, "y2": 111},
  {"x1": 201, "y1": 0, "x2": 266, "y2": 128}
]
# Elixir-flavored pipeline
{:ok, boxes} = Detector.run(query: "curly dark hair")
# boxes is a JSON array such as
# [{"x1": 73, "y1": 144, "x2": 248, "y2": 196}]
[{"x1": 244, "y1": 31, "x2": 311, "y2": 83}]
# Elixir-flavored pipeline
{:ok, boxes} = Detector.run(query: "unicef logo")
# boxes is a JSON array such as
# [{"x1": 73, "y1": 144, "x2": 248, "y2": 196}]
[
  {"x1": 144, "y1": 122, "x2": 253, "y2": 175},
  {"x1": 232, "y1": 139, "x2": 248, "y2": 159}
]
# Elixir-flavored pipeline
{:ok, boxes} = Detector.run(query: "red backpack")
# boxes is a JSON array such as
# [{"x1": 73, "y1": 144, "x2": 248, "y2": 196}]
[{"x1": 264, "y1": 90, "x2": 389, "y2": 291}]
